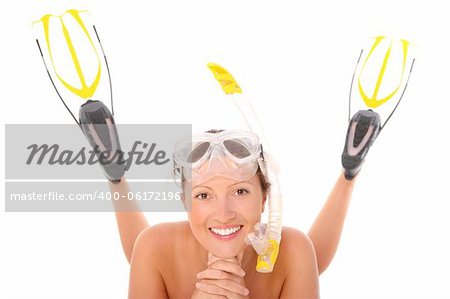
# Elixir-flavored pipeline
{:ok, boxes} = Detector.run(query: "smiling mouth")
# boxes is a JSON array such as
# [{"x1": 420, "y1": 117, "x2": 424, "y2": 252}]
[{"x1": 209, "y1": 225, "x2": 243, "y2": 239}]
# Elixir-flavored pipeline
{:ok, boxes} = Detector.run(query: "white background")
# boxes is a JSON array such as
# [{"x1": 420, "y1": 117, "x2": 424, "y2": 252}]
[{"x1": 1, "y1": 0, "x2": 450, "y2": 298}]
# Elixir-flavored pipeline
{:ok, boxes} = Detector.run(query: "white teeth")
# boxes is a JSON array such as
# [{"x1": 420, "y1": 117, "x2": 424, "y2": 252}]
[{"x1": 210, "y1": 226, "x2": 242, "y2": 236}]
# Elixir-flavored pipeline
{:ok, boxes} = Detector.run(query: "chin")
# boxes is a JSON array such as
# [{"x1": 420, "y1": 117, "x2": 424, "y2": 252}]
[
  {"x1": 205, "y1": 229, "x2": 248, "y2": 258},
  {"x1": 208, "y1": 242, "x2": 246, "y2": 259}
]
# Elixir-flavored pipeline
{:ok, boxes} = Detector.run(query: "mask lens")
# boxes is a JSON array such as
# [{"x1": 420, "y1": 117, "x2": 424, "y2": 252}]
[
  {"x1": 223, "y1": 139, "x2": 251, "y2": 159},
  {"x1": 189, "y1": 142, "x2": 210, "y2": 163}
]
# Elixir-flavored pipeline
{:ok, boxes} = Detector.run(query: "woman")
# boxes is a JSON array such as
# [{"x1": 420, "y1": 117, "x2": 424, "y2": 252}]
[
  {"x1": 128, "y1": 175, "x2": 320, "y2": 298},
  {"x1": 109, "y1": 129, "x2": 361, "y2": 299},
  {"x1": 80, "y1": 101, "x2": 373, "y2": 298}
]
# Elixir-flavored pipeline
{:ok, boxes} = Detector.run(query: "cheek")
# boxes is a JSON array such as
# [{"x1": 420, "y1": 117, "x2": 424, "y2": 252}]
[
  {"x1": 188, "y1": 203, "x2": 209, "y2": 231},
  {"x1": 241, "y1": 198, "x2": 264, "y2": 221}
]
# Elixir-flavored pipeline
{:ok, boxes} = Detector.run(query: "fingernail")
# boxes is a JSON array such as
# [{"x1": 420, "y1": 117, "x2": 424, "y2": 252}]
[
  {"x1": 243, "y1": 288, "x2": 249, "y2": 295},
  {"x1": 240, "y1": 270, "x2": 246, "y2": 277},
  {"x1": 196, "y1": 282, "x2": 204, "y2": 288}
]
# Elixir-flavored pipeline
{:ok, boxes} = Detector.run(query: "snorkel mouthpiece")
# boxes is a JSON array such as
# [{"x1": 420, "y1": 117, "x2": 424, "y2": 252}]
[{"x1": 244, "y1": 223, "x2": 281, "y2": 273}]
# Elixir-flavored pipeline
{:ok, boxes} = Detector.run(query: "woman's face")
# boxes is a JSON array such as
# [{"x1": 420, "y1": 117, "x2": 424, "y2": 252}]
[{"x1": 186, "y1": 174, "x2": 266, "y2": 258}]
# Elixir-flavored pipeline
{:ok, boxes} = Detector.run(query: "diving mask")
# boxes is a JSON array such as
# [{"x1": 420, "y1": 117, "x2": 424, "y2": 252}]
[{"x1": 173, "y1": 130, "x2": 265, "y2": 185}]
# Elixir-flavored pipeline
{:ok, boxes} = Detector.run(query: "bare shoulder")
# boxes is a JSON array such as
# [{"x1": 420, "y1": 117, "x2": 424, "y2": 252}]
[
  {"x1": 138, "y1": 221, "x2": 190, "y2": 239},
  {"x1": 277, "y1": 227, "x2": 320, "y2": 299},
  {"x1": 279, "y1": 226, "x2": 316, "y2": 257},
  {"x1": 129, "y1": 222, "x2": 191, "y2": 298},
  {"x1": 135, "y1": 221, "x2": 191, "y2": 251}
]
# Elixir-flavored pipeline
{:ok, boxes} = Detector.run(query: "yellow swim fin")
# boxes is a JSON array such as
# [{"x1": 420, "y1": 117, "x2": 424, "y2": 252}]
[
  {"x1": 33, "y1": 9, "x2": 114, "y2": 123},
  {"x1": 349, "y1": 36, "x2": 415, "y2": 130}
]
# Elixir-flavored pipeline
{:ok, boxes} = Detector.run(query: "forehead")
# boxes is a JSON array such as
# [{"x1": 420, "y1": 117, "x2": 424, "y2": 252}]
[{"x1": 189, "y1": 174, "x2": 260, "y2": 190}]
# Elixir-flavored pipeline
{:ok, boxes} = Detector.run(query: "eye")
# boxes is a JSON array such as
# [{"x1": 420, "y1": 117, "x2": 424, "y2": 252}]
[
  {"x1": 234, "y1": 188, "x2": 249, "y2": 196},
  {"x1": 195, "y1": 192, "x2": 210, "y2": 200}
]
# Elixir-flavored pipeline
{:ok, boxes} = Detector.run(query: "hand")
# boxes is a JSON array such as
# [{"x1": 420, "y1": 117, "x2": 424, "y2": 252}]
[
  {"x1": 194, "y1": 252, "x2": 250, "y2": 299},
  {"x1": 191, "y1": 288, "x2": 227, "y2": 299}
]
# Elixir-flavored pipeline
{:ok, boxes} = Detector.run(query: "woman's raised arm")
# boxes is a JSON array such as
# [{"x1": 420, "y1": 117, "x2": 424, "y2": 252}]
[
  {"x1": 308, "y1": 172, "x2": 356, "y2": 274},
  {"x1": 109, "y1": 178, "x2": 149, "y2": 264}
]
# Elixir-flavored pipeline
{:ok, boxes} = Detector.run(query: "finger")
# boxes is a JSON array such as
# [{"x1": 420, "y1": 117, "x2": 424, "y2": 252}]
[
  {"x1": 197, "y1": 269, "x2": 242, "y2": 283},
  {"x1": 208, "y1": 260, "x2": 246, "y2": 277},
  {"x1": 236, "y1": 251, "x2": 244, "y2": 264},
  {"x1": 196, "y1": 280, "x2": 249, "y2": 297},
  {"x1": 196, "y1": 289, "x2": 227, "y2": 299},
  {"x1": 208, "y1": 253, "x2": 238, "y2": 266}
]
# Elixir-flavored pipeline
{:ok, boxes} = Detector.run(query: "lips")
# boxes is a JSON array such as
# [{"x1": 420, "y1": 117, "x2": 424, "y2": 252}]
[{"x1": 209, "y1": 225, "x2": 243, "y2": 240}]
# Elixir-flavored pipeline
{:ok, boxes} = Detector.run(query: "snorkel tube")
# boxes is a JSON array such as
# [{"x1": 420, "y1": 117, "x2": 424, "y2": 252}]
[{"x1": 207, "y1": 63, "x2": 282, "y2": 273}]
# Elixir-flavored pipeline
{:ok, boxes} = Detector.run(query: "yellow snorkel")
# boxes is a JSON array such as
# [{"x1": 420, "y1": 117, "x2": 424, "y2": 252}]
[{"x1": 207, "y1": 63, "x2": 282, "y2": 273}]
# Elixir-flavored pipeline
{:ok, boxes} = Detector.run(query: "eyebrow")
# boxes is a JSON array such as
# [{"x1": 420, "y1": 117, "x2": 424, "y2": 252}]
[
  {"x1": 193, "y1": 181, "x2": 251, "y2": 191},
  {"x1": 231, "y1": 181, "x2": 251, "y2": 187},
  {"x1": 192, "y1": 185, "x2": 213, "y2": 192}
]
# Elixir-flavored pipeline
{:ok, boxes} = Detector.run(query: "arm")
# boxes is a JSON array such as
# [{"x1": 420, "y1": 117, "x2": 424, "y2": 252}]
[
  {"x1": 79, "y1": 100, "x2": 149, "y2": 264},
  {"x1": 108, "y1": 178, "x2": 149, "y2": 264},
  {"x1": 128, "y1": 227, "x2": 168, "y2": 299},
  {"x1": 308, "y1": 109, "x2": 378, "y2": 274},
  {"x1": 308, "y1": 172, "x2": 355, "y2": 275},
  {"x1": 280, "y1": 229, "x2": 320, "y2": 299}
]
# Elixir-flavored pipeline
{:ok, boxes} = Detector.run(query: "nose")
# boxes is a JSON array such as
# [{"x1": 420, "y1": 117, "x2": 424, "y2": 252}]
[{"x1": 214, "y1": 196, "x2": 237, "y2": 223}]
